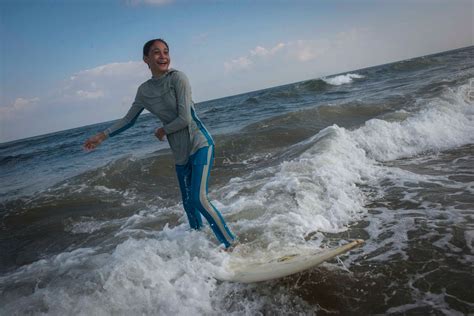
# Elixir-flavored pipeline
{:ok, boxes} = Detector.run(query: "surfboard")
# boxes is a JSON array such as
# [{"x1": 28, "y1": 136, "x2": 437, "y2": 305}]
[{"x1": 216, "y1": 239, "x2": 364, "y2": 283}]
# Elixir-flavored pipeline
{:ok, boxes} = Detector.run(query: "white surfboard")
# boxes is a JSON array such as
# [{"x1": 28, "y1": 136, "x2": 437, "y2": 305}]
[{"x1": 216, "y1": 239, "x2": 364, "y2": 283}]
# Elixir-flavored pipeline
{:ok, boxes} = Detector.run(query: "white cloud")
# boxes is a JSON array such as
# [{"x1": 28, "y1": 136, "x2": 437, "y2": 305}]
[
  {"x1": 224, "y1": 42, "x2": 287, "y2": 72},
  {"x1": 72, "y1": 61, "x2": 145, "y2": 78},
  {"x1": 223, "y1": 38, "x2": 335, "y2": 73},
  {"x1": 1, "y1": 61, "x2": 151, "y2": 142},
  {"x1": 60, "y1": 61, "x2": 148, "y2": 103},
  {"x1": 13, "y1": 97, "x2": 40, "y2": 110},
  {"x1": 76, "y1": 90, "x2": 104, "y2": 100},
  {"x1": 250, "y1": 42, "x2": 286, "y2": 57},
  {"x1": 224, "y1": 56, "x2": 253, "y2": 72},
  {"x1": 250, "y1": 46, "x2": 269, "y2": 57},
  {"x1": 0, "y1": 97, "x2": 40, "y2": 119}
]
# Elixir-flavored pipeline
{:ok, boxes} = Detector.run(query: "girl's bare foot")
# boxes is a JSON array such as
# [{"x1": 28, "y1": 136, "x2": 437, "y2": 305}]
[{"x1": 223, "y1": 241, "x2": 241, "y2": 253}]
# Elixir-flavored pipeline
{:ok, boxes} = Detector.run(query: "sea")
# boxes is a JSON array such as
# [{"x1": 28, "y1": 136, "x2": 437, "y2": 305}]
[{"x1": 1, "y1": 46, "x2": 473, "y2": 315}]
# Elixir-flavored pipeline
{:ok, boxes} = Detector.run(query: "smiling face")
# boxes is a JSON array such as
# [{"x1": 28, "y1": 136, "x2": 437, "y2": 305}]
[{"x1": 143, "y1": 40, "x2": 170, "y2": 77}]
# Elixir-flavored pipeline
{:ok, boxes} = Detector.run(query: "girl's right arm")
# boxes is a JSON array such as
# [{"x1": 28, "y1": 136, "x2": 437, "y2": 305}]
[{"x1": 83, "y1": 89, "x2": 145, "y2": 152}]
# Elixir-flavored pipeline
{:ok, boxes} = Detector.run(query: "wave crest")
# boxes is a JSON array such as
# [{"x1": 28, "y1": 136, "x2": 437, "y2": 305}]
[{"x1": 322, "y1": 73, "x2": 365, "y2": 86}]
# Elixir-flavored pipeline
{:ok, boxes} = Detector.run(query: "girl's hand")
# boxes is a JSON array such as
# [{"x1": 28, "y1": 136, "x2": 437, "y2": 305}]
[
  {"x1": 83, "y1": 132, "x2": 107, "y2": 152},
  {"x1": 155, "y1": 127, "x2": 166, "y2": 141}
]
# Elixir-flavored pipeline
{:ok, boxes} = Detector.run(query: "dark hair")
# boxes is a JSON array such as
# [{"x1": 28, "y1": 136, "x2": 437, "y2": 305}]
[{"x1": 143, "y1": 38, "x2": 169, "y2": 57}]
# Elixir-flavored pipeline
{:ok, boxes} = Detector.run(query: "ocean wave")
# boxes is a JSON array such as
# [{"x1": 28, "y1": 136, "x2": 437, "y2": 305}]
[
  {"x1": 296, "y1": 78, "x2": 329, "y2": 92},
  {"x1": 216, "y1": 81, "x2": 473, "y2": 246},
  {"x1": 215, "y1": 126, "x2": 380, "y2": 249},
  {"x1": 389, "y1": 56, "x2": 441, "y2": 72},
  {"x1": 240, "y1": 87, "x2": 300, "y2": 105},
  {"x1": 0, "y1": 153, "x2": 37, "y2": 165},
  {"x1": 322, "y1": 73, "x2": 365, "y2": 86},
  {"x1": 242, "y1": 96, "x2": 260, "y2": 105},
  {"x1": 352, "y1": 82, "x2": 474, "y2": 161}
]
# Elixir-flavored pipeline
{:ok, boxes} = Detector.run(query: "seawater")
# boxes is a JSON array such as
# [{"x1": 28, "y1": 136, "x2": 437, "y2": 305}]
[{"x1": 1, "y1": 46, "x2": 473, "y2": 315}]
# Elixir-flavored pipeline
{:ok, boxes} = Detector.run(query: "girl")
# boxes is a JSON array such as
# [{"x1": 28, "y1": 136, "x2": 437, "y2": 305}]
[{"x1": 83, "y1": 39, "x2": 237, "y2": 250}]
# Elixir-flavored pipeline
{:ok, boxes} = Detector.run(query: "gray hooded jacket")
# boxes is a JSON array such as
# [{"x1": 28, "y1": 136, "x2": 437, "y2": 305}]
[{"x1": 104, "y1": 69, "x2": 212, "y2": 165}]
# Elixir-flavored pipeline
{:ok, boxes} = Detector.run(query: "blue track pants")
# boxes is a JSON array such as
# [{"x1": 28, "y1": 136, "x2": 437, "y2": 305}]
[{"x1": 175, "y1": 146, "x2": 236, "y2": 248}]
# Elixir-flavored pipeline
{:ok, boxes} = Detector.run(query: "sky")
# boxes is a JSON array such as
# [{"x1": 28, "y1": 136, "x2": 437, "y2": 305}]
[{"x1": 0, "y1": 0, "x2": 472, "y2": 143}]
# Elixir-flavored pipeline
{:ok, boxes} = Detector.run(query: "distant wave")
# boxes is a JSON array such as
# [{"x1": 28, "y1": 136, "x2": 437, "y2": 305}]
[
  {"x1": 352, "y1": 82, "x2": 473, "y2": 161},
  {"x1": 322, "y1": 73, "x2": 365, "y2": 86},
  {"x1": 297, "y1": 79, "x2": 329, "y2": 92},
  {"x1": 389, "y1": 56, "x2": 439, "y2": 72}
]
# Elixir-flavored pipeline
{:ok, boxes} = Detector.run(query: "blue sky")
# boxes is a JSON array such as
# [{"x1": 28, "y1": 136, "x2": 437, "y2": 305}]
[{"x1": 1, "y1": 0, "x2": 472, "y2": 143}]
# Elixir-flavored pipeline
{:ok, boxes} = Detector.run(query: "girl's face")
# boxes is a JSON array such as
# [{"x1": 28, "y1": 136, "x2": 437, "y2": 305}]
[{"x1": 144, "y1": 41, "x2": 170, "y2": 76}]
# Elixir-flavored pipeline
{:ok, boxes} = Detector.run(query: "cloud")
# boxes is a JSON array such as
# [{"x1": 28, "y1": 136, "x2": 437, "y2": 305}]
[
  {"x1": 224, "y1": 56, "x2": 253, "y2": 72},
  {"x1": 224, "y1": 42, "x2": 287, "y2": 72},
  {"x1": 71, "y1": 61, "x2": 145, "y2": 79},
  {"x1": 60, "y1": 61, "x2": 148, "y2": 103},
  {"x1": 223, "y1": 37, "x2": 339, "y2": 73},
  {"x1": 76, "y1": 90, "x2": 104, "y2": 100},
  {"x1": 13, "y1": 97, "x2": 40, "y2": 110},
  {"x1": 250, "y1": 43, "x2": 286, "y2": 57},
  {"x1": 0, "y1": 97, "x2": 40, "y2": 119},
  {"x1": 1, "y1": 61, "x2": 151, "y2": 142}
]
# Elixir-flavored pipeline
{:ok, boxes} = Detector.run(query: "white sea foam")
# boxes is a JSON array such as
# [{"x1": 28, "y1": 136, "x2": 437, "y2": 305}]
[
  {"x1": 352, "y1": 83, "x2": 474, "y2": 161},
  {"x1": 0, "y1": 224, "x2": 312, "y2": 315},
  {"x1": 65, "y1": 216, "x2": 125, "y2": 234},
  {"x1": 322, "y1": 73, "x2": 364, "y2": 85},
  {"x1": 216, "y1": 125, "x2": 383, "y2": 253},
  {"x1": 0, "y1": 235, "x2": 222, "y2": 315},
  {"x1": 385, "y1": 288, "x2": 465, "y2": 316}
]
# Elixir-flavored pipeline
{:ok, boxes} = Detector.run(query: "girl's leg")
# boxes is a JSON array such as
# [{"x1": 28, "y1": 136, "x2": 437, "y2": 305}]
[
  {"x1": 190, "y1": 146, "x2": 236, "y2": 248},
  {"x1": 176, "y1": 162, "x2": 203, "y2": 229}
]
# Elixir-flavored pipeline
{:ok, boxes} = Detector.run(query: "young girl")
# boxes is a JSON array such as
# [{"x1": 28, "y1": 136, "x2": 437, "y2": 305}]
[{"x1": 83, "y1": 39, "x2": 237, "y2": 250}]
